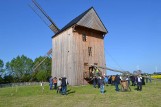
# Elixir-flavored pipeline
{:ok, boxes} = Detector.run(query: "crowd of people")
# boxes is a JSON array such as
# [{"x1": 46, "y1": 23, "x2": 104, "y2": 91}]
[
  {"x1": 49, "y1": 76, "x2": 68, "y2": 95},
  {"x1": 48, "y1": 72, "x2": 152, "y2": 95},
  {"x1": 91, "y1": 73, "x2": 152, "y2": 93}
]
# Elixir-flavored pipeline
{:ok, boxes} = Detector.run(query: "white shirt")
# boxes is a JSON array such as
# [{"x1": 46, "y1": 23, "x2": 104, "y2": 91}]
[
  {"x1": 57, "y1": 80, "x2": 62, "y2": 87},
  {"x1": 120, "y1": 76, "x2": 123, "y2": 80},
  {"x1": 126, "y1": 77, "x2": 129, "y2": 81},
  {"x1": 138, "y1": 77, "x2": 142, "y2": 82}
]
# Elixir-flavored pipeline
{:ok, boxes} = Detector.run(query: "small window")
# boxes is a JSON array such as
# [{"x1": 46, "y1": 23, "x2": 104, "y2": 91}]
[
  {"x1": 84, "y1": 63, "x2": 88, "y2": 66},
  {"x1": 94, "y1": 63, "x2": 98, "y2": 65},
  {"x1": 88, "y1": 47, "x2": 92, "y2": 56},
  {"x1": 82, "y1": 33, "x2": 87, "y2": 41}
]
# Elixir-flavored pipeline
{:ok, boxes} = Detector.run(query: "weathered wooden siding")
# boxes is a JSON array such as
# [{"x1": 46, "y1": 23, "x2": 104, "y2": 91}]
[
  {"x1": 52, "y1": 28, "x2": 76, "y2": 85},
  {"x1": 77, "y1": 8, "x2": 107, "y2": 33},
  {"x1": 52, "y1": 26, "x2": 106, "y2": 86},
  {"x1": 74, "y1": 26, "x2": 106, "y2": 80}
]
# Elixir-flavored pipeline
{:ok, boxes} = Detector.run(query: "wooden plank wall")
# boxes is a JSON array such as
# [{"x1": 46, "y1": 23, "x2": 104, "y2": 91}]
[
  {"x1": 77, "y1": 8, "x2": 107, "y2": 33},
  {"x1": 74, "y1": 26, "x2": 106, "y2": 85},
  {"x1": 52, "y1": 28, "x2": 76, "y2": 85},
  {"x1": 52, "y1": 26, "x2": 106, "y2": 86}
]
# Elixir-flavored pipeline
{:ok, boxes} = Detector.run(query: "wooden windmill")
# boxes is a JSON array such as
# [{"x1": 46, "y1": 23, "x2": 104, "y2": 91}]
[
  {"x1": 51, "y1": 7, "x2": 108, "y2": 85},
  {"x1": 30, "y1": 0, "x2": 111, "y2": 85}
]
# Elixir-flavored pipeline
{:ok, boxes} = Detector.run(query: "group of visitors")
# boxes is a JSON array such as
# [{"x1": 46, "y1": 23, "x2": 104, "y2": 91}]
[
  {"x1": 106, "y1": 74, "x2": 152, "y2": 92},
  {"x1": 91, "y1": 72, "x2": 152, "y2": 93},
  {"x1": 48, "y1": 71, "x2": 152, "y2": 95},
  {"x1": 49, "y1": 76, "x2": 68, "y2": 95}
]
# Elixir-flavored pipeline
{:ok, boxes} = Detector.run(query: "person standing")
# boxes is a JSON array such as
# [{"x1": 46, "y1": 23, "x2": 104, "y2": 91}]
[
  {"x1": 49, "y1": 76, "x2": 53, "y2": 90},
  {"x1": 57, "y1": 78, "x2": 62, "y2": 93},
  {"x1": 61, "y1": 76, "x2": 68, "y2": 95},
  {"x1": 53, "y1": 77, "x2": 57, "y2": 90},
  {"x1": 104, "y1": 75, "x2": 108, "y2": 85},
  {"x1": 97, "y1": 76, "x2": 101, "y2": 88},
  {"x1": 136, "y1": 75, "x2": 142, "y2": 91},
  {"x1": 108, "y1": 76, "x2": 112, "y2": 84},
  {"x1": 149, "y1": 75, "x2": 152, "y2": 83},
  {"x1": 130, "y1": 75, "x2": 135, "y2": 86},
  {"x1": 126, "y1": 76, "x2": 130, "y2": 86},
  {"x1": 93, "y1": 76, "x2": 97, "y2": 88},
  {"x1": 114, "y1": 75, "x2": 120, "y2": 92},
  {"x1": 100, "y1": 76, "x2": 105, "y2": 94},
  {"x1": 142, "y1": 75, "x2": 145, "y2": 85},
  {"x1": 146, "y1": 75, "x2": 149, "y2": 83},
  {"x1": 111, "y1": 75, "x2": 115, "y2": 85},
  {"x1": 95, "y1": 68, "x2": 99, "y2": 76}
]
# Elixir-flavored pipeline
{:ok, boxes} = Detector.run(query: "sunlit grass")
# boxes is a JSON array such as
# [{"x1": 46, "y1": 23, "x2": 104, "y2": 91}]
[{"x1": 0, "y1": 80, "x2": 161, "y2": 107}]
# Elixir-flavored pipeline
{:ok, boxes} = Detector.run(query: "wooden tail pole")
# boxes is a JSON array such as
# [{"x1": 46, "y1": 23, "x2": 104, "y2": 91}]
[{"x1": 90, "y1": 65, "x2": 132, "y2": 75}]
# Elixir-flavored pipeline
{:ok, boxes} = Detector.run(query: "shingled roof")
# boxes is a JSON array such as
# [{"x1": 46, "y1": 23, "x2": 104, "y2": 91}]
[{"x1": 52, "y1": 7, "x2": 107, "y2": 38}]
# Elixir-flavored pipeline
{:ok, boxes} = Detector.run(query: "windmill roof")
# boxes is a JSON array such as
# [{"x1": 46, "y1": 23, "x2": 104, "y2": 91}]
[{"x1": 52, "y1": 7, "x2": 107, "y2": 38}]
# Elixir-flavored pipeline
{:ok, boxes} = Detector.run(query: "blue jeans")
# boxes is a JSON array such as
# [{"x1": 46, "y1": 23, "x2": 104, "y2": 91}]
[
  {"x1": 100, "y1": 85, "x2": 104, "y2": 93},
  {"x1": 49, "y1": 84, "x2": 53, "y2": 90},
  {"x1": 115, "y1": 83, "x2": 119, "y2": 91},
  {"x1": 93, "y1": 82, "x2": 96, "y2": 88},
  {"x1": 62, "y1": 86, "x2": 67, "y2": 95}
]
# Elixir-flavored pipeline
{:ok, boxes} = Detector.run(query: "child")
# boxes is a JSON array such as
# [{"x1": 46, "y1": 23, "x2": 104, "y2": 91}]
[
  {"x1": 57, "y1": 78, "x2": 62, "y2": 93},
  {"x1": 53, "y1": 77, "x2": 57, "y2": 90}
]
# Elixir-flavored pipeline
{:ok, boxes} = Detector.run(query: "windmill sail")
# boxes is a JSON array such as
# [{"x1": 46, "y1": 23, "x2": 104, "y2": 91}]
[
  {"x1": 29, "y1": 0, "x2": 59, "y2": 33},
  {"x1": 29, "y1": 0, "x2": 60, "y2": 76}
]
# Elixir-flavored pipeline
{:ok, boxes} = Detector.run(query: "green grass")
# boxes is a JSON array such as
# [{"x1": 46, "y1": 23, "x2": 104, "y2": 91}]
[{"x1": 0, "y1": 80, "x2": 161, "y2": 107}]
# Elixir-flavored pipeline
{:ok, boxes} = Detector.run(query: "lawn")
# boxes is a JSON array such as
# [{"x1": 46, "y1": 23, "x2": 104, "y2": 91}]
[{"x1": 0, "y1": 80, "x2": 161, "y2": 107}]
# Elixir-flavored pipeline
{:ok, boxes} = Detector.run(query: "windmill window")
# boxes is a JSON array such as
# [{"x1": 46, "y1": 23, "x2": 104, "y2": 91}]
[
  {"x1": 84, "y1": 63, "x2": 88, "y2": 66},
  {"x1": 88, "y1": 47, "x2": 92, "y2": 56},
  {"x1": 94, "y1": 63, "x2": 98, "y2": 65},
  {"x1": 82, "y1": 33, "x2": 87, "y2": 41}
]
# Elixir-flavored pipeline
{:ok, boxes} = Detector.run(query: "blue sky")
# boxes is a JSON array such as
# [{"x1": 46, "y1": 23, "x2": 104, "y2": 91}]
[{"x1": 0, "y1": 0, "x2": 161, "y2": 75}]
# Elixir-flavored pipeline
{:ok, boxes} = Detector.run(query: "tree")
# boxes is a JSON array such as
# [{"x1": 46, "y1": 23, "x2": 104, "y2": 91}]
[
  {"x1": 32, "y1": 56, "x2": 51, "y2": 82},
  {"x1": 0, "y1": 59, "x2": 4, "y2": 76},
  {"x1": 0, "y1": 76, "x2": 3, "y2": 83},
  {"x1": 3, "y1": 74, "x2": 14, "y2": 83},
  {"x1": 36, "y1": 70, "x2": 48, "y2": 81},
  {"x1": 5, "y1": 62, "x2": 13, "y2": 76},
  {"x1": 6, "y1": 55, "x2": 33, "y2": 82}
]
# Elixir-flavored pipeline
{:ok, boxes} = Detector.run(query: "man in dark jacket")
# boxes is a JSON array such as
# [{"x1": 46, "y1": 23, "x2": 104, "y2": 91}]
[
  {"x1": 93, "y1": 76, "x2": 97, "y2": 88},
  {"x1": 61, "y1": 77, "x2": 68, "y2": 95},
  {"x1": 130, "y1": 75, "x2": 135, "y2": 86},
  {"x1": 114, "y1": 75, "x2": 120, "y2": 91}
]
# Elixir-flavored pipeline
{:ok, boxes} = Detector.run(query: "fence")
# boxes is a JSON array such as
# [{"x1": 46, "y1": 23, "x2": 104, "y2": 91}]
[{"x1": 0, "y1": 82, "x2": 48, "y2": 88}]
